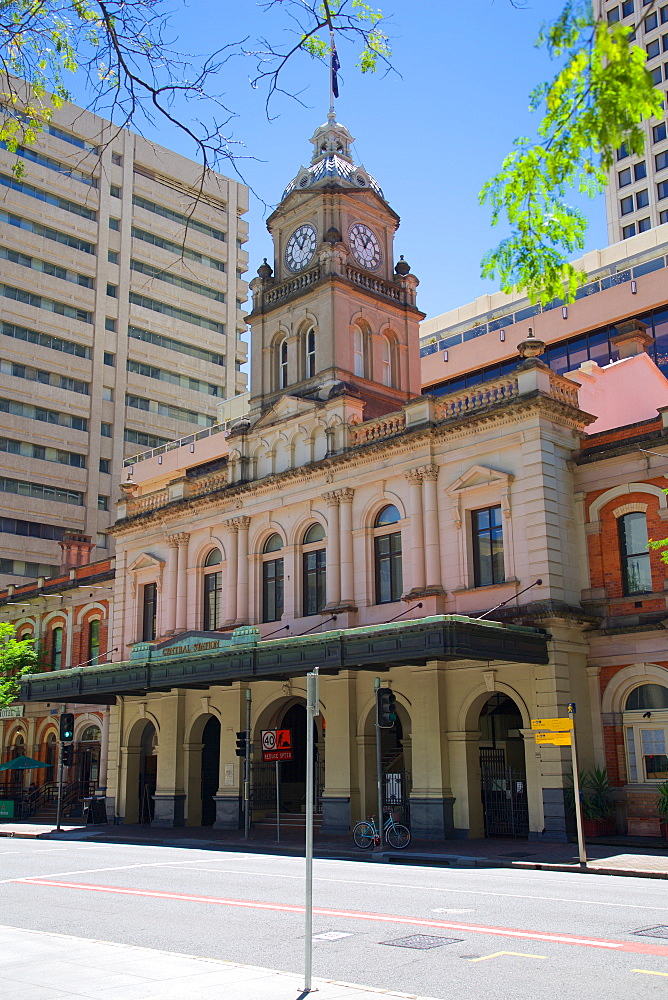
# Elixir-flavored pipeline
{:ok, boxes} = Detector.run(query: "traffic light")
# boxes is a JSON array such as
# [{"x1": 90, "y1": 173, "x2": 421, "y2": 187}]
[
  {"x1": 61, "y1": 744, "x2": 74, "y2": 767},
  {"x1": 59, "y1": 713, "x2": 74, "y2": 742},
  {"x1": 235, "y1": 731, "x2": 247, "y2": 757},
  {"x1": 377, "y1": 687, "x2": 397, "y2": 729}
]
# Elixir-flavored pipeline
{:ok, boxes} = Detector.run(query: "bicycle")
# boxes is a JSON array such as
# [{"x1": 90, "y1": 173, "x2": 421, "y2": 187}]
[{"x1": 353, "y1": 812, "x2": 411, "y2": 850}]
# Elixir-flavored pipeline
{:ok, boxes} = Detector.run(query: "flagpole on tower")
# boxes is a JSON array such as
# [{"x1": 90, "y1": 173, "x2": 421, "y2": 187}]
[{"x1": 330, "y1": 30, "x2": 340, "y2": 115}]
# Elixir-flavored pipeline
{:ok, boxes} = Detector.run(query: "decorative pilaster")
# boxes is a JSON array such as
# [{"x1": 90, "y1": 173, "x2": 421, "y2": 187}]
[
  {"x1": 422, "y1": 466, "x2": 445, "y2": 595},
  {"x1": 323, "y1": 492, "x2": 341, "y2": 609},
  {"x1": 234, "y1": 516, "x2": 250, "y2": 624},
  {"x1": 338, "y1": 488, "x2": 356, "y2": 610},
  {"x1": 173, "y1": 533, "x2": 190, "y2": 633},
  {"x1": 165, "y1": 535, "x2": 179, "y2": 635},
  {"x1": 405, "y1": 469, "x2": 426, "y2": 595},
  {"x1": 224, "y1": 520, "x2": 239, "y2": 626}
]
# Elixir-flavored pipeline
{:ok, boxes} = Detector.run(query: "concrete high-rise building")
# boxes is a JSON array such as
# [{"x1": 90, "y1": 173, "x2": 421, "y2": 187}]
[
  {"x1": 0, "y1": 94, "x2": 249, "y2": 587},
  {"x1": 597, "y1": 0, "x2": 668, "y2": 242}
]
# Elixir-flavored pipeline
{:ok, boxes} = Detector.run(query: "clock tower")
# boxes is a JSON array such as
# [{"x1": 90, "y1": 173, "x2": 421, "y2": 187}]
[{"x1": 247, "y1": 113, "x2": 424, "y2": 421}]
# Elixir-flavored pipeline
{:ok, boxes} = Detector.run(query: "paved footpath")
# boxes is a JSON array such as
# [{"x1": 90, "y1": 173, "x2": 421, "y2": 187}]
[
  {"x1": 1, "y1": 925, "x2": 442, "y2": 1000},
  {"x1": 2, "y1": 821, "x2": 667, "y2": 879}
]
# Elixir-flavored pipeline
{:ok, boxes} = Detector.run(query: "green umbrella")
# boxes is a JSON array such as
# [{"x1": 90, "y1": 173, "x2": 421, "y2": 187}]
[{"x1": 0, "y1": 755, "x2": 51, "y2": 771}]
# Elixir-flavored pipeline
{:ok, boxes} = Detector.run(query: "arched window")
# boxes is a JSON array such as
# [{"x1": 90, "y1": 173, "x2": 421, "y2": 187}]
[
  {"x1": 262, "y1": 533, "x2": 284, "y2": 622},
  {"x1": 51, "y1": 626, "x2": 63, "y2": 669},
  {"x1": 374, "y1": 505, "x2": 402, "y2": 604},
  {"x1": 203, "y1": 548, "x2": 222, "y2": 630},
  {"x1": 302, "y1": 522, "x2": 326, "y2": 616},
  {"x1": 624, "y1": 683, "x2": 668, "y2": 782},
  {"x1": 380, "y1": 334, "x2": 392, "y2": 387},
  {"x1": 87, "y1": 619, "x2": 100, "y2": 665},
  {"x1": 305, "y1": 327, "x2": 316, "y2": 379},
  {"x1": 278, "y1": 339, "x2": 288, "y2": 389},
  {"x1": 353, "y1": 326, "x2": 365, "y2": 378},
  {"x1": 80, "y1": 724, "x2": 102, "y2": 742},
  {"x1": 618, "y1": 512, "x2": 652, "y2": 594}
]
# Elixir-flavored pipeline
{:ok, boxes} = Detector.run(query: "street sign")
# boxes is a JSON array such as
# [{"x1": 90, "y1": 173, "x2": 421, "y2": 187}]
[
  {"x1": 535, "y1": 731, "x2": 572, "y2": 746},
  {"x1": 261, "y1": 729, "x2": 293, "y2": 761},
  {"x1": 531, "y1": 718, "x2": 573, "y2": 732}
]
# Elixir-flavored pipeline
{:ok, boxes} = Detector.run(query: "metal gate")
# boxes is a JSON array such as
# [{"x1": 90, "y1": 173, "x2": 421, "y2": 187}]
[
  {"x1": 250, "y1": 757, "x2": 325, "y2": 815},
  {"x1": 480, "y1": 751, "x2": 528, "y2": 838},
  {"x1": 384, "y1": 768, "x2": 411, "y2": 824}
]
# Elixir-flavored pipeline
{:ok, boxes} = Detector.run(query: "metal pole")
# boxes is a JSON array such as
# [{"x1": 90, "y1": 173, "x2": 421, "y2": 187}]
[
  {"x1": 244, "y1": 688, "x2": 251, "y2": 841},
  {"x1": 276, "y1": 759, "x2": 280, "y2": 843},
  {"x1": 304, "y1": 667, "x2": 319, "y2": 993},
  {"x1": 55, "y1": 742, "x2": 64, "y2": 832},
  {"x1": 374, "y1": 678, "x2": 383, "y2": 849},
  {"x1": 568, "y1": 703, "x2": 587, "y2": 868}
]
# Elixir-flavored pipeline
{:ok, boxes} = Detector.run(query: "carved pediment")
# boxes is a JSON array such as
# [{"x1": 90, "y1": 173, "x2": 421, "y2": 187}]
[
  {"x1": 446, "y1": 465, "x2": 514, "y2": 495},
  {"x1": 128, "y1": 552, "x2": 165, "y2": 574},
  {"x1": 252, "y1": 394, "x2": 320, "y2": 429}
]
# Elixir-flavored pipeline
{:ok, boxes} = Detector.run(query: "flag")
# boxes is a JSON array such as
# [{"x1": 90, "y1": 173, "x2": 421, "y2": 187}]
[{"x1": 331, "y1": 43, "x2": 341, "y2": 100}]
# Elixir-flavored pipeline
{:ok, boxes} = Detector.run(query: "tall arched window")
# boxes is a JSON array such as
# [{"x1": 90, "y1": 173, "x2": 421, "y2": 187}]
[
  {"x1": 88, "y1": 619, "x2": 100, "y2": 665},
  {"x1": 374, "y1": 505, "x2": 403, "y2": 604},
  {"x1": 302, "y1": 522, "x2": 326, "y2": 616},
  {"x1": 618, "y1": 511, "x2": 652, "y2": 594},
  {"x1": 380, "y1": 334, "x2": 392, "y2": 387},
  {"x1": 305, "y1": 327, "x2": 316, "y2": 379},
  {"x1": 278, "y1": 339, "x2": 288, "y2": 389},
  {"x1": 203, "y1": 548, "x2": 222, "y2": 630},
  {"x1": 353, "y1": 326, "x2": 365, "y2": 377},
  {"x1": 262, "y1": 533, "x2": 284, "y2": 622},
  {"x1": 51, "y1": 626, "x2": 63, "y2": 669},
  {"x1": 624, "y1": 683, "x2": 668, "y2": 782}
]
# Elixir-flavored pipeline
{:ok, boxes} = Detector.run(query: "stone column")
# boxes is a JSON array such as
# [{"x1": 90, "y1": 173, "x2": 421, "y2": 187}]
[
  {"x1": 323, "y1": 492, "x2": 341, "y2": 609},
  {"x1": 409, "y1": 660, "x2": 455, "y2": 838},
  {"x1": 321, "y1": 671, "x2": 357, "y2": 833},
  {"x1": 164, "y1": 536, "x2": 179, "y2": 634},
  {"x1": 214, "y1": 685, "x2": 248, "y2": 829},
  {"x1": 152, "y1": 691, "x2": 186, "y2": 827},
  {"x1": 405, "y1": 469, "x2": 426, "y2": 594},
  {"x1": 98, "y1": 708, "x2": 110, "y2": 795},
  {"x1": 338, "y1": 488, "x2": 356, "y2": 609},
  {"x1": 422, "y1": 466, "x2": 443, "y2": 593},
  {"x1": 224, "y1": 520, "x2": 239, "y2": 626},
  {"x1": 235, "y1": 516, "x2": 250, "y2": 624},
  {"x1": 174, "y1": 533, "x2": 190, "y2": 633},
  {"x1": 446, "y1": 731, "x2": 483, "y2": 837}
]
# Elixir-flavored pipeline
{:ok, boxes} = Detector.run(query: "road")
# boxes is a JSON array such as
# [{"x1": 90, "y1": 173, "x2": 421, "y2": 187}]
[{"x1": 2, "y1": 840, "x2": 668, "y2": 998}]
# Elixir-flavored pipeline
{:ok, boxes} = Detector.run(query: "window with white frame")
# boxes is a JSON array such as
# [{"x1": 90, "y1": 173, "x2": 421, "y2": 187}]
[
  {"x1": 305, "y1": 327, "x2": 316, "y2": 379},
  {"x1": 380, "y1": 334, "x2": 392, "y2": 387},
  {"x1": 278, "y1": 339, "x2": 288, "y2": 389},
  {"x1": 624, "y1": 683, "x2": 668, "y2": 782},
  {"x1": 353, "y1": 326, "x2": 365, "y2": 377},
  {"x1": 203, "y1": 548, "x2": 222, "y2": 630}
]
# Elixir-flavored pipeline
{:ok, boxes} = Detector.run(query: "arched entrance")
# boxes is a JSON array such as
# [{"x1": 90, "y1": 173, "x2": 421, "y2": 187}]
[
  {"x1": 478, "y1": 693, "x2": 528, "y2": 838},
  {"x1": 77, "y1": 724, "x2": 101, "y2": 794},
  {"x1": 251, "y1": 699, "x2": 324, "y2": 822},
  {"x1": 360, "y1": 699, "x2": 412, "y2": 825},
  {"x1": 138, "y1": 722, "x2": 157, "y2": 824},
  {"x1": 201, "y1": 716, "x2": 221, "y2": 826}
]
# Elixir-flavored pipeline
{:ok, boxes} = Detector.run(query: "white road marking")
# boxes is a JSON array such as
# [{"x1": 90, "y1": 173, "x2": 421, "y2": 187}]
[{"x1": 0, "y1": 857, "x2": 236, "y2": 885}]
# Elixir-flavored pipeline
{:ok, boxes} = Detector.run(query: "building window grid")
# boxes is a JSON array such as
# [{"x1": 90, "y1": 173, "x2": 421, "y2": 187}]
[
  {"x1": 141, "y1": 583, "x2": 157, "y2": 641},
  {"x1": 51, "y1": 627, "x2": 63, "y2": 670},
  {"x1": 618, "y1": 511, "x2": 653, "y2": 595},
  {"x1": 373, "y1": 506, "x2": 403, "y2": 605},
  {"x1": 302, "y1": 524, "x2": 326, "y2": 616},
  {"x1": 472, "y1": 506, "x2": 505, "y2": 588},
  {"x1": 262, "y1": 534, "x2": 285, "y2": 623}
]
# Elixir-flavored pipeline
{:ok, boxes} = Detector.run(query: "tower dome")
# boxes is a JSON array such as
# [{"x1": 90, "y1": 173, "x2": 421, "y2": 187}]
[{"x1": 281, "y1": 111, "x2": 384, "y2": 202}]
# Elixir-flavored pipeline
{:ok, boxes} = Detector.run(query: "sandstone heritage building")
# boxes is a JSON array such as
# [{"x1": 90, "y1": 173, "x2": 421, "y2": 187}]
[
  {"x1": 0, "y1": 89, "x2": 249, "y2": 588},
  {"x1": 8, "y1": 112, "x2": 668, "y2": 842}
]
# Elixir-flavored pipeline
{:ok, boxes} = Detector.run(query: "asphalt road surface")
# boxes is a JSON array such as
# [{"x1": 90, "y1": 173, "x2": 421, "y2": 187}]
[{"x1": 2, "y1": 840, "x2": 668, "y2": 999}]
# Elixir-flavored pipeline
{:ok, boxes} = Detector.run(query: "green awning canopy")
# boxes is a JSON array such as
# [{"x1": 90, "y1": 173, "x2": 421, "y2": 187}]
[{"x1": 0, "y1": 754, "x2": 50, "y2": 771}]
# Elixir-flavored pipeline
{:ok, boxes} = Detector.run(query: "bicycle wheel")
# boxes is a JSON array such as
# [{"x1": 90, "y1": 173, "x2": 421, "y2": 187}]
[
  {"x1": 385, "y1": 823, "x2": 411, "y2": 849},
  {"x1": 353, "y1": 821, "x2": 376, "y2": 849}
]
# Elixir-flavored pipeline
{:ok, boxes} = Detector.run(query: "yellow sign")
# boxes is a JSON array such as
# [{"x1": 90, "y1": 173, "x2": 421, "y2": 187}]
[
  {"x1": 531, "y1": 718, "x2": 573, "y2": 732},
  {"x1": 535, "y1": 731, "x2": 572, "y2": 746}
]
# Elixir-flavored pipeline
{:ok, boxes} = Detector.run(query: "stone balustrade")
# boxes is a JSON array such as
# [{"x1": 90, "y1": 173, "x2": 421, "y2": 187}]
[
  {"x1": 263, "y1": 266, "x2": 321, "y2": 306},
  {"x1": 127, "y1": 490, "x2": 169, "y2": 516},
  {"x1": 190, "y1": 471, "x2": 229, "y2": 496},
  {"x1": 434, "y1": 375, "x2": 519, "y2": 421},
  {"x1": 349, "y1": 412, "x2": 406, "y2": 447},
  {"x1": 344, "y1": 265, "x2": 404, "y2": 302}
]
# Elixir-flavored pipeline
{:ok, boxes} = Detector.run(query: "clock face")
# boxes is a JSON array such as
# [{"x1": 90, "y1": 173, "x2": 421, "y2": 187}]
[
  {"x1": 285, "y1": 224, "x2": 318, "y2": 272},
  {"x1": 348, "y1": 223, "x2": 382, "y2": 271}
]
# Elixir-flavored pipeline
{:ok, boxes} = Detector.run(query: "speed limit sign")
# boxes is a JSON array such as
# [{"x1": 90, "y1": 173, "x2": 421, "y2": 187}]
[{"x1": 261, "y1": 729, "x2": 293, "y2": 761}]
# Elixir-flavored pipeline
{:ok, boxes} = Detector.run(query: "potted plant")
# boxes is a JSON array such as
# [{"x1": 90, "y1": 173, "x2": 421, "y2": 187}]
[
  {"x1": 565, "y1": 767, "x2": 616, "y2": 838},
  {"x1": 656, "y1": 781, "x2": 668, "y2": 839}
]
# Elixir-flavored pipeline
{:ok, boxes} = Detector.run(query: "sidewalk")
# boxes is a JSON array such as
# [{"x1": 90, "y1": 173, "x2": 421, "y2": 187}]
[
  {"x1": 0, "y1": 925, "x2": 443, "y2": 1000},
  {"x1": 1, "y1": 818, "x2": 666, "y2": 878}
]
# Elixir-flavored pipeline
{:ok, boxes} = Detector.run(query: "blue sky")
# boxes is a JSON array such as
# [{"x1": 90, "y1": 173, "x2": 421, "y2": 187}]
[{"x1": 71, "y1": 1, "x2": 607, "y2": 320}]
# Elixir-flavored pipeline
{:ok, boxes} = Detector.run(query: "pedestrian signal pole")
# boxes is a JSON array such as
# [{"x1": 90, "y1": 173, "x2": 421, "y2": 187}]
[
  {"x1": 244, "y1": 688, "x2": 251, "y2": 841},
  {"x1": 304, "y1": 666, "x2": 319, "y2": 993},
  {"x1": 375, "y1": 682, "x2": 397, "y2": 849},
  {"x1": 568, "y1": 703, "x2": 587, "y2": 869}
]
